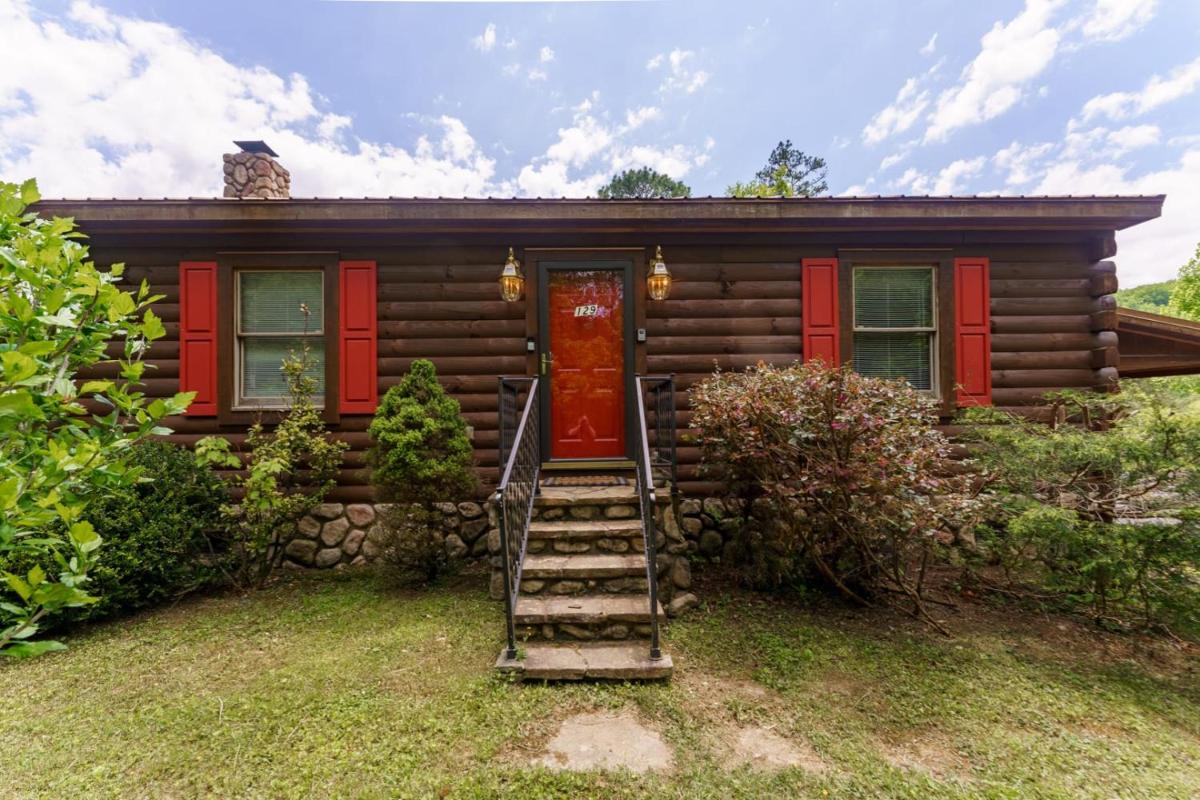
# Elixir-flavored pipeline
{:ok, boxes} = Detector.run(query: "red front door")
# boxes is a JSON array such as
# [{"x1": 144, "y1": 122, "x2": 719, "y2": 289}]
[{"x1": 546, "y1": 269, "x2": 626, "y2": 459}]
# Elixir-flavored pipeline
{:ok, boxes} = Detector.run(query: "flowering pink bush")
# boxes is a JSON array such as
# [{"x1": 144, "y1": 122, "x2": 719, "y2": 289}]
[{"x1": 691, "y1": 362, "x2": 978, "y2": 628}]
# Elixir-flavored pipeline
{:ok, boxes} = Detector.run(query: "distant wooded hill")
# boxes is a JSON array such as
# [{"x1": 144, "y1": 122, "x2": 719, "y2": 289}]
[{"x1": 1117, "y1": 279, "x2": 1176, "y2": 313}]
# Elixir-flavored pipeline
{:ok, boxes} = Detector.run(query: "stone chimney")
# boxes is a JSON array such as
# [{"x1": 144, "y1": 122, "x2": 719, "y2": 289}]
[{"x1": 222, "y1": 140, "x2": 290, "y2": 199}]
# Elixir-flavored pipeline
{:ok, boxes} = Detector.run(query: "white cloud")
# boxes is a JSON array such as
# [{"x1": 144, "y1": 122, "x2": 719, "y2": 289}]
[
  {"x1": 879, "y1": 151, "x2": 909, "y2": 171},
  {"x1": 539, "y1": 46, "x2": 555, "y2": 63},
  {"x1": 472, "y1": 22, "x2": 496, "y2": 52},
  {"x1": 516, "y1": 95, "x2": 710, "y2": 196},
  {"x1": 1106, "y1": 123, "x2": 1160, "y2": 154},
  {"x1": 919, "y1": 32, "x2": 938, "y2": 56},
  {"x1": 862, "y1": 77, "x2": 930, "y2": 144},
  {"x1": 527, "y1": 67, "x2": 548, "y2": 82},
  {"x1": 646, "y1": 48, "x2": 710, "y2": 94},
  {"x1": 0, "y1": 2, "x2": 711, "y2": 200},
  {"x1": 925, "y1": 0, "x2": 1065, "y2": 143},
  {"x1": 1033, "y1": 149, "x2": 1198, "y2": 285},
  {"x1": 1077, "y1": 0, "x2": 1157, "y2": 42},
  {"x1": 993, "y1": 140, "x2": 1055, "y2": 184},
  {"x1": 623, "y1": 106, "x2": 662, "y2": 130},
  {"x1": 1080, "y1": 56, "x2": 1200, "y2": 122},
  {"x1": 894, "y1": 157, "x2": 986, "y2": 195}
]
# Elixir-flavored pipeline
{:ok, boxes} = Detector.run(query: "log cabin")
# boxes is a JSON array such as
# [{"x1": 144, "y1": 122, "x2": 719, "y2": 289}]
[{"x1": 31, "y1": 144, "x2": 1166, "y2": 678}]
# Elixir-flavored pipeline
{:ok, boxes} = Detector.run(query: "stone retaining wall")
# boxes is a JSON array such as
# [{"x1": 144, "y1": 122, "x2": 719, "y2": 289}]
[
  {"x1": 283, "y1": 500, "x2": 492, "y2": 569},
  {"x1": 284, "y1": 496, "x2": 733, "y2": 596}
]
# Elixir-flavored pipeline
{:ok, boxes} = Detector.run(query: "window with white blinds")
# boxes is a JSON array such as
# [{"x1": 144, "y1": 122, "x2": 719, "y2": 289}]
[
  {"x1": 236, "y1": 270, "x2": 325, "y2": 407},
  {"x1": 852, "y1": 267, "x2": 936, "y2": 392}
]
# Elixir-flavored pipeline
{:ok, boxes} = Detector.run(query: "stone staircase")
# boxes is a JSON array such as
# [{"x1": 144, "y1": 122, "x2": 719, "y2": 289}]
[{"x1": 495, "y1": 480, "x2": 674, "y2": 681}]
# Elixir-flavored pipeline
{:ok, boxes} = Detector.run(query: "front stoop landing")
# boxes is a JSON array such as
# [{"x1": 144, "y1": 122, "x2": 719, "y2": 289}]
[
  {"x1": 496, "y1": 476, "x2": 674, "y2": 681},
  {"x1": 496, "y1": 642, "x2": 673, "y2": 681}
]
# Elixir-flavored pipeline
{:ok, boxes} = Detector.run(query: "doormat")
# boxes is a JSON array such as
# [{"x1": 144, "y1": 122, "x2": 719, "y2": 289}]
[{"x1": 541, "y1": 475, "x2": 629, "y2": 487}]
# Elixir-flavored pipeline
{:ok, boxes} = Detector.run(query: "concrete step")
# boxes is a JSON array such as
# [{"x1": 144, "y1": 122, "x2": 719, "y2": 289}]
[
  {"x1": 522, "y1": 553, "x2": 646, "y2": 581},
  {"x1": 528, "y1": 519, "x2": 643, "y2": 539},
  {"x1": 535, "y1": 485, "x2": 638, "y2": 507},
  {"x1": 514, "y1": 593, "x2": 666, "y2": 626},
  {"x1": 496, "y1": 641, "x2": 673, "y2": 681}
]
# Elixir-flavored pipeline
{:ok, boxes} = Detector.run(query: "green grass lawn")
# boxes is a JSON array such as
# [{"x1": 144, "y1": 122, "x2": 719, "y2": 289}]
[{"x1": 3, "y1": 571, "x2": 1197, "y2": 799}]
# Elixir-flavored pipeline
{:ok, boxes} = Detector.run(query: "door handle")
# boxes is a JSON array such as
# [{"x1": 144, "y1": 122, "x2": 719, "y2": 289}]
[{"x1": 540, "y1": 351, "x2": 553, "y2": 375}]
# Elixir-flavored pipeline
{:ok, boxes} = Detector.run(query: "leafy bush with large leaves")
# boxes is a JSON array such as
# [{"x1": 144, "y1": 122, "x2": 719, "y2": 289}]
[
  {"x1": 0, "y1": 179, "x2": 191, "y2": 657},
  {"x1": 963, "y1": 389, "x2": 1200, "y2": 635},
  {"x1": 691, "y1": 362, "x2": 979, "y2": 630}
]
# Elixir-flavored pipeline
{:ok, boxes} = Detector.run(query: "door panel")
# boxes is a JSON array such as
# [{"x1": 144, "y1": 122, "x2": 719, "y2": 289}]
[{"x1": 547, "y1": 269, "x2": 626, "y2": 459}]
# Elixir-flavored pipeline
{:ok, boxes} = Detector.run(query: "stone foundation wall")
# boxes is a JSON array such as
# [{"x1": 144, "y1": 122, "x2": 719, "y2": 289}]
[
  {"x1": 284, "y1": 496, "x2": 732, "y2": 595},
  {"x1": 283, "y1": 501, "x2": 492, "y2": 569},
  {"x1": 677, "y1": 497, "x2": 740, "y2": 563}
]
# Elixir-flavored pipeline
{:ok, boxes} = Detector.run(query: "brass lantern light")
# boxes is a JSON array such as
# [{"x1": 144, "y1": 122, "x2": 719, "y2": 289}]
[
  {"x1": 647, "y1": 245, "x2": 672, "y2": 301},
  {"x1": 499, "y1": 247, "x2": 524, "y2": 302}
]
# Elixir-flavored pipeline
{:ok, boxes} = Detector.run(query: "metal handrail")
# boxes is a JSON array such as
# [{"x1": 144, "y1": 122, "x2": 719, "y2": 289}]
[
  {"x1": 639, "y1": 374, "x2": 678, "y2": 489},
  {"x1": 497, "y1": 376, "x2": 535, "y2": 468},
  {"x1": 493, "y1": 377, "x2": 540, "y2": 660},
  {"x1": 634, "y1": 374, "x2": 674, "y2": 662}
]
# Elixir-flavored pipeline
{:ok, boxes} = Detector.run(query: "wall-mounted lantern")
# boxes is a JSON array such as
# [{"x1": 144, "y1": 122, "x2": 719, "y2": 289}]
[
  {"x1": 499, "y1": 247, "x2": 524, "y2": 302},
  {"x1": 647, "y1": 245, "x2": 672, "y2": 301}
]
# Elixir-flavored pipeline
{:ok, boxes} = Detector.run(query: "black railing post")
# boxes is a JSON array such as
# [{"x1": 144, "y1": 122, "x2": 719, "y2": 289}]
[
  {"x1": 495, "y1": 376, "x2": 540, "y2": 663},
  {"x1": 494, "y1": 486, "x2": 517, "y2": 660},
  {"x1": 634, "y1": 375, "x2": 676, "y2": 662}
]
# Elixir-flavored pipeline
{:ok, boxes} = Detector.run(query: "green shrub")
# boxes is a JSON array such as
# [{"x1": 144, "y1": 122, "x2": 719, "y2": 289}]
[
  {"x1": 964, "y1": 388, "x2": 1200, "y2": 635},
  {"x1": 691, "y1": 362, "x2": 978, "y2": 630},
  {"x1": 67, "y1": 441, "x2": 226, "y2": 620},
  {"x1": 0, "y1": 179, "x2": 191, "y2": 658},
  {"x1": 368, "y1": 359, "x2": 476, "y2": 504},
  {"x1": 197, "y1": 324, "x2": 346, "y2": 589},
  {"x1": 368, "y1": 359, "x2": 476, "y2": 584}
]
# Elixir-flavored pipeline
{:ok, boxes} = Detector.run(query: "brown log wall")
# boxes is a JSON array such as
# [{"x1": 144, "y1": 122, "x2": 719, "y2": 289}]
[{"x1": 92, "y1": 242, "x2": 1117, "y2": 500}]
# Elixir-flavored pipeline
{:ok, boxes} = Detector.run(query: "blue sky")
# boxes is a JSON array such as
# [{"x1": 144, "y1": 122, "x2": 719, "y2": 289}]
[{"x1": 2, "y1": 0, "x2": 1198, "y2": 285}]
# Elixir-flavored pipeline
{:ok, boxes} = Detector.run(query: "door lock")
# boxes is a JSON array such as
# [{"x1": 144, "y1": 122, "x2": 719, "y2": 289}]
[{"x1": 540, "y1": 351, "x2": 553, "y2": 375}]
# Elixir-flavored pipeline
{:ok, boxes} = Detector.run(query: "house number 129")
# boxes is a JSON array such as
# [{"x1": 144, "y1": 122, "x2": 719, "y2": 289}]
[{"x1": 574, "y1": 304, "x2": 599, "y2": 317}]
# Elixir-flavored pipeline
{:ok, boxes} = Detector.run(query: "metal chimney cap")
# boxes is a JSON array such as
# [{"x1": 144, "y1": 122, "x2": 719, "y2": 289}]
[{"x1": 233, "y1": 140, "x2": 279, "y2": 157}]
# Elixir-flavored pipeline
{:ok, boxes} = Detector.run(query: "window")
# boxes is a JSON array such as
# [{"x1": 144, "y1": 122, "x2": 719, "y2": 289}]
[
  {"x1": 852, "y1": 267, "x2": 936, "y2": 392},
  {"x1": 235, "y1": 270, "x2": 326, "y2": 408}
]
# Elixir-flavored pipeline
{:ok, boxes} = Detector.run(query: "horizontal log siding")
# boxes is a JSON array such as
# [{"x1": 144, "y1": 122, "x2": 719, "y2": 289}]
[
  {"x1": 653, "y1": 245, "x2": 1116, "y2": 494},
  {"x1": 646, "y1": 249, "x2": 811, "y2": 493},
  {"x1": 104, "y1": 247, "x2": 524, "y2": 502},
  {"x1": 93, "y1": 240, "x2": 1115, "y2": 500}
]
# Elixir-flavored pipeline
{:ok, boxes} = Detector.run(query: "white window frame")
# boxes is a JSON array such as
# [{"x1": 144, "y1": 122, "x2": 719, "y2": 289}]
[
  {"x1": 234, "y1": 268, "x2": 326, "y2": 410},
  {"x1": 851, "y1": 265, "x2": 939, "y2": 397}
]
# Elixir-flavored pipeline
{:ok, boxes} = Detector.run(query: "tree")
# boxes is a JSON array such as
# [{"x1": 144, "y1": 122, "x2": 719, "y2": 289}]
[
  {"x1": 1167, "y1": 243, "x2": 1200, "y2": 321},
  {"x1": 1117, "y1": 279, "x2": 1175, "y2": 313},
  {"x1": 0, "y1": 179, "x2": 192, "y2": 658},
  {"x1": 727, "y1": 140, "x2": 828, "y2": 197},
  {"x1": 597, "y1": 167, "x2": 691, "y2": 199}
]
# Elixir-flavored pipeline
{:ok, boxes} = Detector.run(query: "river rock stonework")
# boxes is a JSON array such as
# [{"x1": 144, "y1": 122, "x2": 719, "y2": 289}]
[
  {"x1": 288, "y1": 494, "x2": 714, "y2": 610},
  {"x1": 286, "y1": 501, "x2": 493, "y2": 569},
  {"x1": 222, "y1": 151, "x2": 290, "y2": 199}
]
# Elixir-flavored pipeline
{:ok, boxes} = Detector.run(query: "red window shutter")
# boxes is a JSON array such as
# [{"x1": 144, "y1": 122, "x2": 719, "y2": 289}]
[
  {"x1": 954, "y1": 257, "x2": 992, "y2": 406},
  {"x1": 179, "y1": 261, "x2": 218, "y2": 416},
  {"x1": 802, "y1": 258, "x2": 840, "y2": 365},
  {"x1": 339, "y1": 260, "x2": 378, "y2": 414}
]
